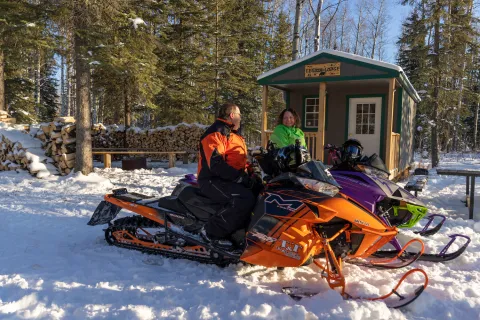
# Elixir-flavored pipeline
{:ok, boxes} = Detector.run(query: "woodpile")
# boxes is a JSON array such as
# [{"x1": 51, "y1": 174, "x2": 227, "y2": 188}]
[
  {"x1": 92, "y1": 123, "x2": 206, "y2": 161},
  {"x1": 92, "y1": 124, "x2": 125, "y2": 149},
  {"x1": 0, "y1": 135, "x2": 24, "y2": 171},
  {"x1": 35, "y1": 117, "x2": 76, "y2": 175},
  {"x1": 0, "y1": 110, "x2": 17, "y2": 124}
]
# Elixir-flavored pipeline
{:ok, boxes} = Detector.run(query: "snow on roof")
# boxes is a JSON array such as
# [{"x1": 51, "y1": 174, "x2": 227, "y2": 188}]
[
  {"x1": 257, "y1": 49, "x2": 402, "y2": 80},
  {"x1": 257, "y1": 49, "x2": 420, "y2": 102}
]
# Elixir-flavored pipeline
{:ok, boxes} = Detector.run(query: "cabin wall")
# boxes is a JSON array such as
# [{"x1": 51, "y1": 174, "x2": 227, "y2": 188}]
[{"x1": 287, "y1": 82, "x2": 390, "y2": 160}]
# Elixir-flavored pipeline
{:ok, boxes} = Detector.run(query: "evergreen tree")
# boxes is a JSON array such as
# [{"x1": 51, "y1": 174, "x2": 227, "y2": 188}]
[
  {"x1": 0, "y1": 1, "x2": 50, "y2": 119},
  {"x1": 216, "y1": 0, "x2": 268, "y2": 140},
  {"x1": 39, "y1": 56, "x2": 59, "y2": 122},
  {"x1": 399, "y1": 0, "x2": 477, "y2": 165},
  {"x1": 154, "y1": 0, "x2": 216, "y2": 125},
  {"x1": 267, "y1": 11, "x2": 291, "y2": 130},
  {"x1": 396, "y1": 4, "x2": 431, "y2": 153}
]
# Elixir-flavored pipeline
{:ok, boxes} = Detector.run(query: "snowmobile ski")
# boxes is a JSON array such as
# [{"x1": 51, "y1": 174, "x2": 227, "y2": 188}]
[
  {"x1": 414, "y1": 214, "x2": 446, "y2": 237},
  {"x1": 283, "y1": 268, "x2": 428, "y2": 309},
  {"x1": 347, "y1": 239, "x2": 424, "y2": 269},
  {"x1": 374, "y1": 234, "x2": 471, "y2": 262}
]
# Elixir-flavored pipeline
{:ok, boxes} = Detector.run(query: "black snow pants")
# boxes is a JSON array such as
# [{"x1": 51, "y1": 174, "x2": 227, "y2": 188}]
[{"x1": 199, "y1": 178, "x2": 256, "y2": 240}]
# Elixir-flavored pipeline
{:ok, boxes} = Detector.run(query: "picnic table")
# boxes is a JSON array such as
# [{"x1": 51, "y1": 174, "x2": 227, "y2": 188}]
[
  {"x1": 92, "y1": 148, "x2": 192, "y2": 169},
  {"x1": 436, "y1": 168, "x2": 480, "y2": 220}
]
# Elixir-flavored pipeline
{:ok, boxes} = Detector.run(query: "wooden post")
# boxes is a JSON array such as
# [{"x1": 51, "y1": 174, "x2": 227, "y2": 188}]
[
  {"x1": 183, "y1": 153, "x2": 189, "y2": 164},
  {"x1": 168, "y1": 153, "x2": 176, "y2": 168},
  {"x1": 466, "y1": 176, "x2": 470, "y2": 207},
  {"x1": 315, "y1": 82, "x2": 327, "y2": 161},
  {"x1": 104, "y1": 153, "x2": 111, "y2": 168},
  {"x1": 261, "y1": 85, "x2": 269, "y2": 147},
  {"x1": 385, "y1": 78, "x2": 396, "y2": 172},
  {"x1": 469, "y1": 176, "x2": 475, "y2": 220}
]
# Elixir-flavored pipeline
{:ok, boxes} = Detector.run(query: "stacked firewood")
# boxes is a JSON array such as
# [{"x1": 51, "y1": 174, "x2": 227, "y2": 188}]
[
  {"x1": 92, "y1": 124, "x2": 126, "y2": 148},
  {"x1": 35, "y1": 117, "x2": 76, "y2": 175},
  {"x1": 92, "y1": 123, "x2": 206, "y2": 160},
  {"x1": 0, "y1": 110, "x2": 16, "y2": 124},
  {"x1": 0, "y1": 135, "x2": 24, "y2": 171}
]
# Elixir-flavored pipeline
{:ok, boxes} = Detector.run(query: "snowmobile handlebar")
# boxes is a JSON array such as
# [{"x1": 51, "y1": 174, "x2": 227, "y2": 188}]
[{"x1": 324, "y1": 143, "x2": 341, "y2": 151}]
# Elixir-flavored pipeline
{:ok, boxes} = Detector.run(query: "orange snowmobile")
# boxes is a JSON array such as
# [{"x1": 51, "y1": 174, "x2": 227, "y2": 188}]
[{"x1": 88, "y1": 144, "x2": 428, "y2": 308}]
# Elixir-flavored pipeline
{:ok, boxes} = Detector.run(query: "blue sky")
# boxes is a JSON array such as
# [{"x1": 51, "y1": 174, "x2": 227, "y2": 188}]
[{"x1": 384, "y1": 2, "x2": 412, "y2": 63}]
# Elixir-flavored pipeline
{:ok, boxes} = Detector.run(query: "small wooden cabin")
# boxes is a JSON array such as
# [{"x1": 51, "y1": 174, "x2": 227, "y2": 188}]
[{"x1": 257, "y1": 49, "x2": 421, "y2": 179}]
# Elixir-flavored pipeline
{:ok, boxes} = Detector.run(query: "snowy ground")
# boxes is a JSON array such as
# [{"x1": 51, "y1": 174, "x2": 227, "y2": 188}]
[{"x1": 0, "y1": 128, "x2": 479, "y2": 319}]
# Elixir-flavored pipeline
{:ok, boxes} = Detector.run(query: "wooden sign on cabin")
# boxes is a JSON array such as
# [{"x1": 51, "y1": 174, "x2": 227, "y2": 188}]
[{"x1": 305, "y1": 62, "x2": 341, "y2": 78}]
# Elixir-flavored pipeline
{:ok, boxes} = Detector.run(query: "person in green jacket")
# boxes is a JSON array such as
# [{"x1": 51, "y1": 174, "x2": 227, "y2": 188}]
[{"x1": 269, "y1": 108, "x2": 307, "y2": 148}]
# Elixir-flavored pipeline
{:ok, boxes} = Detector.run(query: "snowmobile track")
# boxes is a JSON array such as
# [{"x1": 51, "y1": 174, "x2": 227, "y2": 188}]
[{"x1": 105, "y1": 216, "x2": 235, "y2": 266}]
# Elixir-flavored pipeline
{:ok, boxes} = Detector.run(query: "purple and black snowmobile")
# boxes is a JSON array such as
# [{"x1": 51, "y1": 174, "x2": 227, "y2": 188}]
[{"x1": 325, "y1": 141, "x2": 470, "y2": 262}]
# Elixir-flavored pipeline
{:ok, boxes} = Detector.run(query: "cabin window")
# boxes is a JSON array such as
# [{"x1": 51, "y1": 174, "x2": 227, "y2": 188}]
[
  {"x1": 305, "y1": 97, "x2": 319, "y2": 128},
  {"x1": 355, "y1": 103, "x2": 376, "y2": 134}
]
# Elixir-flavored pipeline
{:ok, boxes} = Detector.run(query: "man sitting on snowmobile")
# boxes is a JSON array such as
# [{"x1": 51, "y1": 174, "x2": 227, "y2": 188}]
[{"x1": 197, "y1": 102, "x2": 259, "y2": 247}]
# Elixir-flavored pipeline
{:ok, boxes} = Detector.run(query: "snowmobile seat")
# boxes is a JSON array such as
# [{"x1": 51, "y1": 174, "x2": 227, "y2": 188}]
[
  {"x1": 157, "y1": 196, "x2": 190, "y2": 214},
  {"x1": 177, "y1": 186, "x2": 223, "y2": 222}
]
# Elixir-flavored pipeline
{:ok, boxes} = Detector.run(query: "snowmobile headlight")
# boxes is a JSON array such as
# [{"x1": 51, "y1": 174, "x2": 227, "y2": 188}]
[{"x1": 297, "y1": 178, "x2": 339, "y2": 197}]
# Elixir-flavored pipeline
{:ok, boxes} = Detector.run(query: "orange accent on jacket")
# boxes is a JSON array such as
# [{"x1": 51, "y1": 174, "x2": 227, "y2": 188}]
[{"x1": 197, "y1": 118, "x2": 247, "y2": 181}]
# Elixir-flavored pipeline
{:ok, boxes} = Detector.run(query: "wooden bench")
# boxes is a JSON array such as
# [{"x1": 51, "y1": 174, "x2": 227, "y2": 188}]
[
  {"x1": 405, "y1": 168, "x2": 429, "y2": 197},
  {"x1": 92, "y1": 149, "x2": 191, "y2": 168}
]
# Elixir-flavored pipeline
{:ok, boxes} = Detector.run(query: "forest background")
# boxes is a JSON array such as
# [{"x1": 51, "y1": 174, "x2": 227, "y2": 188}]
[{"x1": 0, "y1": 0, "x2": 478, "y2": 172}]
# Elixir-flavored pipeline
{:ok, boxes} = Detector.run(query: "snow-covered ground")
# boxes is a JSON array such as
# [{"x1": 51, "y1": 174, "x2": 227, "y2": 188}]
[{"x1": 0, "y1": 127, "x2": 479, "y2": 319}]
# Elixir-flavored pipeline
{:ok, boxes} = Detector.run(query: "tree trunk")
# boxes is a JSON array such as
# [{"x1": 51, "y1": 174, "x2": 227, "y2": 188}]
[
  {"x1": 214, "y1": 0, "x2": 219, "y2": 114},
  {"x1": 431, "y1": 2, "x2": 441, "y2": 168},
  {"x1": 353, "y1": 6, "x2": 363, "y2": 55},
  {"x1": 0, "y1": 43, "x2": 5, "y2": 112},
  {"x1": 61, "y1": 54, "x2": 66, "y2": 116},
  {"x1": 68, "y1": 29, "x2": 76, "y2": 117},
  {"x1": 314, "y1": 0, "x2": 323, "y2": 52},
  {"x1": 292, "y1": 0, "x2": 303, "y2": 60},
  {"x1": 370, "y1": 0, "x2": 385, "y2": 59},
  {"x1": 35, "y1": 49, "x2": 41, "y2": 114},
  {"x1": 340, "y1": 5, "x2": 346, "y2": 51},
  {"x1": 124, "y1": 78, "x2": 130, "y2": 148},
  {"x1": 74, "y1": 1, "x2": 93, "y2": 175},
  {"x1": 124, "y1": 79, "x2": 131, "y2": 127},
  {"x1": 453, "y1": 0, "x2": 473, "y2": 151}
]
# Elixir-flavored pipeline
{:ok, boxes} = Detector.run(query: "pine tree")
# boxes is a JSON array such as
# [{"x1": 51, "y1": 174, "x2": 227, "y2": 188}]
[
  {"x1": 0, "y1": 1, "x2": 49, "y2": 118},
  {"x1": 267, "y1": 11, "x2": 291, "y2": 130},
  {"x1": 396, "y1": 4, "x2": 431, "y2": 153},
  {"x1": 154, "y1": 0, "x2": 216, "y2": 125},
  {"x1": 216, "y1": 0, "x2": 268, "y2": 139}
]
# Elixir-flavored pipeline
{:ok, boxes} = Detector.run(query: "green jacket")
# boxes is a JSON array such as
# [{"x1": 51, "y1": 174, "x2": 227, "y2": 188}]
[{"x1": 269, "y1": 124, "x2": 307, "y2": 148}]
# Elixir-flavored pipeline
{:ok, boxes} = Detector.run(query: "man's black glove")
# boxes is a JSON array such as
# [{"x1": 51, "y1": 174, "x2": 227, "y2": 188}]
[{"x1": 236, "y1": 171, "x2": 256, "y2": 189}]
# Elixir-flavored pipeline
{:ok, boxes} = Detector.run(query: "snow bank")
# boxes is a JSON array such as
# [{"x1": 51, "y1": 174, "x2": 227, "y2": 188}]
[{"x1": 0, "y1": 149, "x2": 479, "y2": 318}]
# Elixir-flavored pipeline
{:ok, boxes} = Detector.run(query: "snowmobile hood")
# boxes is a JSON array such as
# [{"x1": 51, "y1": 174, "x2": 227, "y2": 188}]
[
  {"x1": 331, "y1": 171, "x2": 425, "y2": 208},
  {"x1": 366, "y1": 174, "x2": 426, "y2": 207}
]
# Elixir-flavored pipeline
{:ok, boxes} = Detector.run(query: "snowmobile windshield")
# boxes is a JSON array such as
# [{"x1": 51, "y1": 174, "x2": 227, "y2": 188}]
[
  {"x1": 295, "y1": 161, "x2": 341, "y2": 196},
  {"x1": 356, "y1": 154, "x2": 390, "y2": 179},
  {"x1": 269, "y1": 161, "x2": 341, "y2": 197}
]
